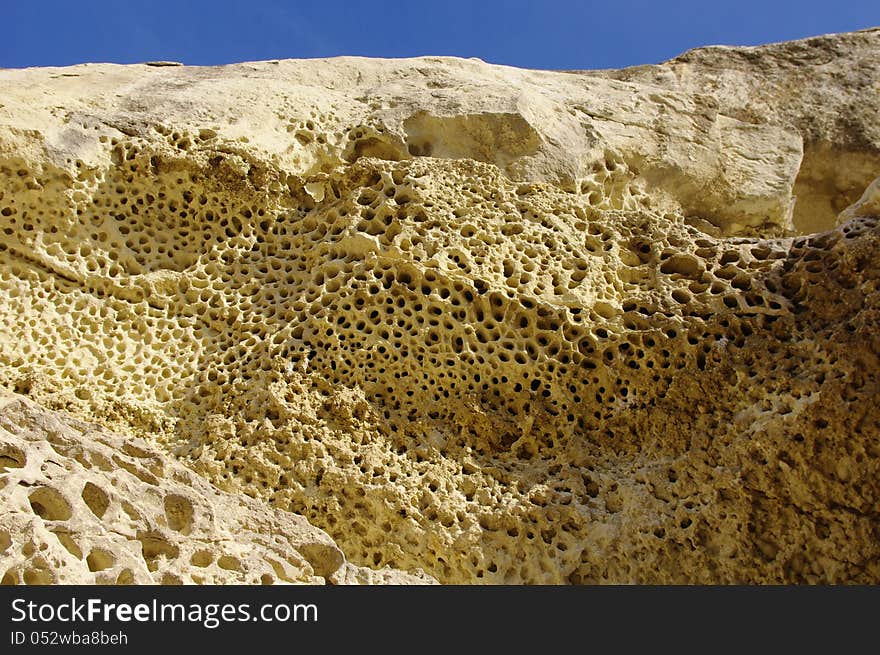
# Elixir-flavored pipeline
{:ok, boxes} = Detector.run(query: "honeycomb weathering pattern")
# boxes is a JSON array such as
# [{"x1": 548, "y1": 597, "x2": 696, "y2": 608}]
[
  {"x1": 0, "y1": 392, "x2": 436, "y2": 584},
  {"x1": 1, "y1": 28, "x2": 879, "y2": 584}
]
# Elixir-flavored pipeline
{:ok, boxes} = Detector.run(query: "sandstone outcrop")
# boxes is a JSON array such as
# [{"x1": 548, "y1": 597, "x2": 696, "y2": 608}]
[
  {"x1": 1, "y1": 28, "x2": 879, "y2": 584},
  {"x1": 0, "y1": 392, "x2": 434, "y2": 584}
]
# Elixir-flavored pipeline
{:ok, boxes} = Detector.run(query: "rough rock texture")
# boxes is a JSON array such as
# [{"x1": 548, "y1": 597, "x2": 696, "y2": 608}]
[
  {"x1": 589, "y1": 29, "x2": 880, "y2": 235},
  {"x1": 0, "y1": 392, "x2": 434, "y2": 584},
  {"x1": 0, "y1": 29, "x2": 879, "y2": 584}
]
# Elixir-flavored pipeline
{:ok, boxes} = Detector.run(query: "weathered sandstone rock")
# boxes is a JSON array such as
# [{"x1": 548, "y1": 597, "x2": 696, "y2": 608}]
[
  {"x1": 0, "y1": 392, "x2": 434, "y2": 584},
  {"x1": 0, "y1": 28, "x2": 878, "y2": 583}
]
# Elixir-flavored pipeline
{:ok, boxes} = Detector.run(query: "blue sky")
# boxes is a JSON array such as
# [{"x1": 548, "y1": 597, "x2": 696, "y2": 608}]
[{"x1": 4, "y1": 1, "x2": 879, "y2": 70}]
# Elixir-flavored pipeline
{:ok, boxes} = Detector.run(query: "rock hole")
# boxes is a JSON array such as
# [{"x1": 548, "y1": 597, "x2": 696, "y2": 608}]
[
  {"x1": 266, "y1": 558, "x2": 296, "y2": 583},
  {"x1": 163, "y1": 494, "x2": 194, "y2": 535},
  {"x1": 137, "y1": 532, "x2": 179, "y2": 572},
  {"x1": 217, "y1": 555, "x2": 242, "y2": 571},
  {"x1": 190, "y1": 550, "x2": 213, "y2": 567},
  {"x1": 659, "y1": 254, "x2": 702, "y2": 278},
  {"x1": 86, "y1": 548, "x2": 116, "y2": 572},
  {"x1": 81, "y1": 482, "x2": 110, "y2": 519},
  {"x1": 116, "y1": 569, "x2": 135, "y2": 585},
  {"x1": 0, "y1": 443, "x2": 26, "y2": 471},
  {"x1": 23, "y1": 563, "x2": 54, "y2": 585},
  {"x1": 296, "y1": 542, "x2": 344, "y2": 578},
  {"x1": 28, "y1": 487, "x2": 72, "y2": 521}
]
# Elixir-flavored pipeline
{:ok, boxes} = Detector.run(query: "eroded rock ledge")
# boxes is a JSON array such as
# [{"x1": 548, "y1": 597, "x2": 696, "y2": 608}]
[
  {"x1": 0, "y1": 392, "x2": 435, "y2": 584},
  {"x1": 1, "y1": 28, "x2": 879, "y2": 584}
]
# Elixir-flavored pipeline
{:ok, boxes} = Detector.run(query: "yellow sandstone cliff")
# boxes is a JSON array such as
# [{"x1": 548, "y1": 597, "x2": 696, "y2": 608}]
[{"x1": 1, "y1": 28, "x2": 879, "y2": 583}]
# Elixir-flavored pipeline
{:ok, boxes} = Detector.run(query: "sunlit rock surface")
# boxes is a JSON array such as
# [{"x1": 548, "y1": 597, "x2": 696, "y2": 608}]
[{"x1": 1, "y1": 28, "x2": 878, "y2": 583}]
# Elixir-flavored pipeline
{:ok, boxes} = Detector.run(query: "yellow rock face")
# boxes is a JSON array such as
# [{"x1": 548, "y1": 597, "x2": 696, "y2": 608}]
[
  {"x1": 0, "y1": 392, "x2": 435, "y2": 584},
  {"x1": 1, "y1": 29, "x2": 879, "y2": 583}
]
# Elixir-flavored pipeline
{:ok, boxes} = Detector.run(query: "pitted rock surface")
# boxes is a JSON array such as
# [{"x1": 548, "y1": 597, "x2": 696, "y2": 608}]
[{"x1": 1, "y1": 29, "x2": 879, "y2": 583}]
